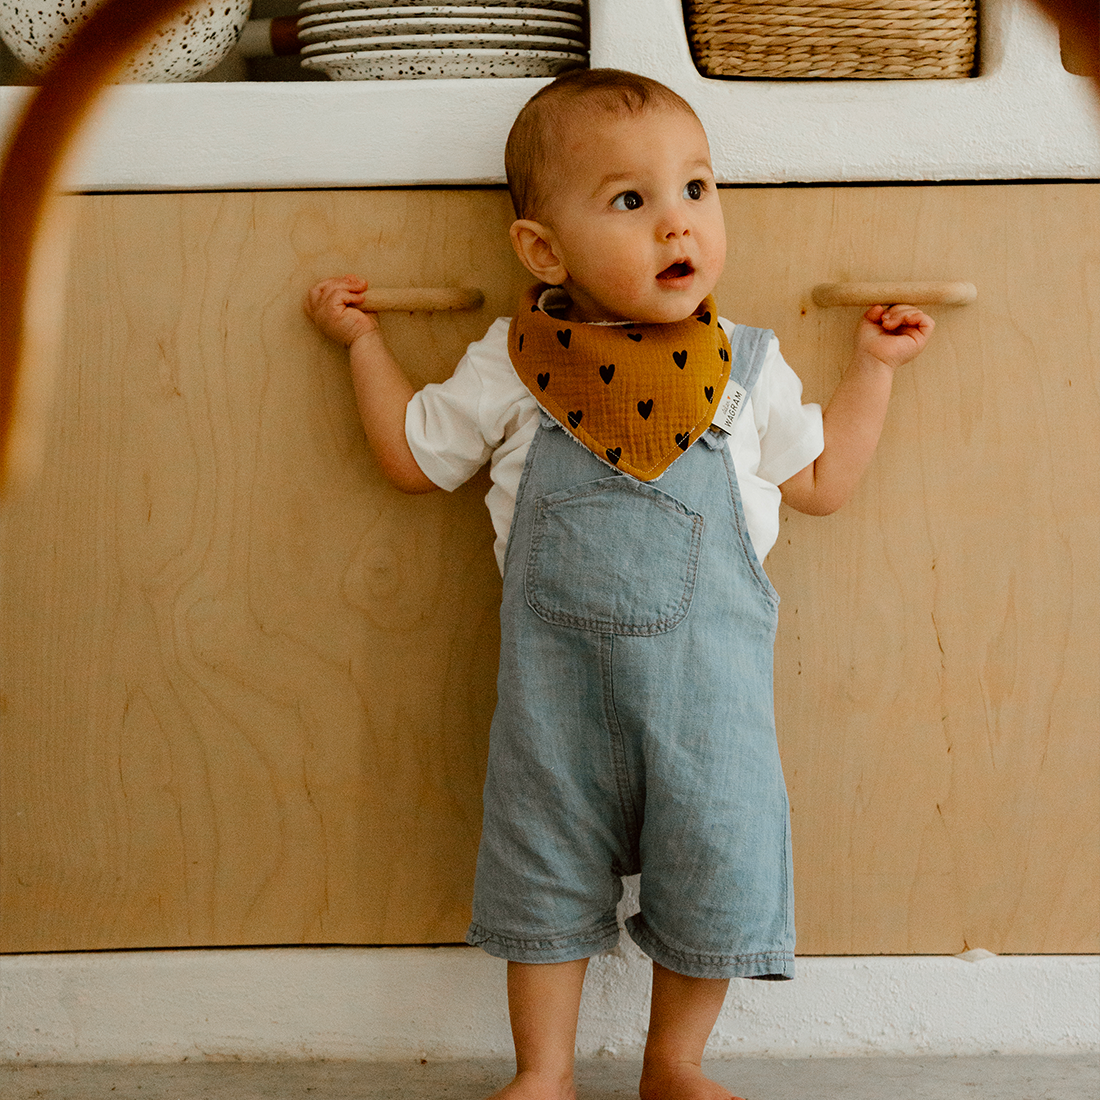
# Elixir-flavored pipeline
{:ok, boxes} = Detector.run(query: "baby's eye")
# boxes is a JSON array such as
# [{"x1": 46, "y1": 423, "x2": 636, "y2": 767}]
[
  {"x1": 611, "y1": 191, "x2": 643, "y2": 211},
  {"x1": 684, "y1": 180, "x2": 705, "y2": 201}
]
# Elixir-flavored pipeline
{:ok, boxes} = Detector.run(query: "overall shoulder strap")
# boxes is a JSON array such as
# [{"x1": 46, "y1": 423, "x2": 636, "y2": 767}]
[
  {"x1": 727, "y1": 324, "x2": 774, "y2": 395},
  {"x1": 698, "y1": 325, "x2": 774, "y2": 449}
]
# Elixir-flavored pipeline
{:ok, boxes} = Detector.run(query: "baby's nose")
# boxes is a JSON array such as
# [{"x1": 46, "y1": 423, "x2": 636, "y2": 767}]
[
  {"x1": 658, "y1": 217, "x2": 690, "y2": 240},
  {"x1": 655, "y1": 197, "x2": 694, "y2": 241}
]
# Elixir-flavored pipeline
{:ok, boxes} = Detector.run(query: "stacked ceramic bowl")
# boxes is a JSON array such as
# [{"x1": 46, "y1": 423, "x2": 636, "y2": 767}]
[
  {"x1": 0, "y1": 0, "x2": 250, "y2": 81},
  {"x1": 298, "y1": 0, "x2": 587, "y2": 80}
]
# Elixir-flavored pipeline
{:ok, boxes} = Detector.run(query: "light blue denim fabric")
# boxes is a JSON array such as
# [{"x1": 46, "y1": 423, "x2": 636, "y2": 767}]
[{"x1": 466, "y1": 325, "x2": 795, "y2": 981}]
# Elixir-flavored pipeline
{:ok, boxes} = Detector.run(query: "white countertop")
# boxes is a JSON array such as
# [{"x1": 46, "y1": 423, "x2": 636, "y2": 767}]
[{"x1": 1, "y1": 0, "x2": 1097, "y2": 190}]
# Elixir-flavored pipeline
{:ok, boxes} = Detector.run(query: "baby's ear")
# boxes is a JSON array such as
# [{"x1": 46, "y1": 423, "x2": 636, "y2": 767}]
[{"x1": 510, "y1": 220, "x2": 567, "y2": 285}]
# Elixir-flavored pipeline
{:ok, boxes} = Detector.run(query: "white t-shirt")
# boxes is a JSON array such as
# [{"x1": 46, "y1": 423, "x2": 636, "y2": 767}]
[{"x1": 406, "y1": 317, "x2": 824, "y2": 574}]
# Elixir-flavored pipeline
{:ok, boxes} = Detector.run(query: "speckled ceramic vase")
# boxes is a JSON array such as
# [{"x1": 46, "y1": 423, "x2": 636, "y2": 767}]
[{"x1": 0, "y1": 0, "x2": 252, "y2": 81}]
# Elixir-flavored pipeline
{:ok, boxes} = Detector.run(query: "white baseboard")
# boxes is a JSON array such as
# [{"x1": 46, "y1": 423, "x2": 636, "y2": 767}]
[{"x1": 2, "y1": 944, "x2": 1097, "y2": 1063}]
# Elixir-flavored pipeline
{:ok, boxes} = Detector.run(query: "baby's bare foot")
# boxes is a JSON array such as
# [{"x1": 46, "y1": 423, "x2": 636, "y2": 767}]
[
  {"x1": 639, "y1": 1061, "x2": 745, "y2": 1100},
  {"x1": 488, "y1": 1068, "x2": 577, "y2": 1100}
]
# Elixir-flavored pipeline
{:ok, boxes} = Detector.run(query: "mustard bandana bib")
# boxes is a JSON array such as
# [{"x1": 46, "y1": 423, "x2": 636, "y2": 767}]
[{"x1": 508, "y1": 285, "x2": 733, "y2": 482}]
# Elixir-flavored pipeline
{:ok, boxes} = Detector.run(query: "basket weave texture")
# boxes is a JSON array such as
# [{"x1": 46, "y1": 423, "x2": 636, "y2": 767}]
[{"x1": 684, "y1": 0, "x2": 978, "y2": 79}]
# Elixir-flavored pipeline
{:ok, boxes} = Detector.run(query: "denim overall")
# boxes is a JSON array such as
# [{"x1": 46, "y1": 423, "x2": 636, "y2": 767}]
[{"x1": 466, "y1": 325, "x2": 795, "y2": 981}]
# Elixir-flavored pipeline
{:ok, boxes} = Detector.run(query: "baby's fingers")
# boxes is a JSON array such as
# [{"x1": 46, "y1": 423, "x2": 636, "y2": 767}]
[
  {"x1": 334, "y1": 274, "x2": 369, "y2": 302},
  {"x1": 305, "y1": 275, "x2": 361, "y2": 320},
  {"x1": 879, "y1": 305, "x2": 934, "y2": 334},
  {"x1": 309, "y1": 273, "x2": 363, "y2": 296},
  {"x1": 304, "y1": 273, "x2": 381, "y2": 346}
]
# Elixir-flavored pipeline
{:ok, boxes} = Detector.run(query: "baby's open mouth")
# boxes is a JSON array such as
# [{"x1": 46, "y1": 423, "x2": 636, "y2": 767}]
[{"x1": 658, "y1": 260, "x2": 694, "y2": 281}]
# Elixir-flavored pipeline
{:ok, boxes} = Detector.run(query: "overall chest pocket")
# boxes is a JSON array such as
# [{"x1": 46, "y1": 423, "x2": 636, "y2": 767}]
[{"x1": 524, "y1": 476, "x2": 704, "y2": 636}]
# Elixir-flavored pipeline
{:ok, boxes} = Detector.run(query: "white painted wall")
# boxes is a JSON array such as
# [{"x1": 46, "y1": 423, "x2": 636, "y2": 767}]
[{"x1": 0, "y1": 0, "x2": 1096, "y2": 1064}]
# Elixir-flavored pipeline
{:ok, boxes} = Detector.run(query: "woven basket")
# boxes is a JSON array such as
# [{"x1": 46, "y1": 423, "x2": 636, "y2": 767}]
[{"x1": 684, "y1": 0, "x2": 978, "y2": 79}]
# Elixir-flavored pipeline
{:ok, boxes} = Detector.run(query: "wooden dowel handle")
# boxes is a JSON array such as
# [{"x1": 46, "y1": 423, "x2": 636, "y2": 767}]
[
  {"x1": 354, "y1": 287, "x2": 484, "y2": 313},
  {"x1": 812, "y1": 281, "x2": 977, "y2": 307}
]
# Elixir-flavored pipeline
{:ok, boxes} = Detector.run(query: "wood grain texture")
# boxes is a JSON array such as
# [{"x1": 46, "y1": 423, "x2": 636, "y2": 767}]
[{"x1": 1, "y1": 184, "x2": 1096, "y2": 954}]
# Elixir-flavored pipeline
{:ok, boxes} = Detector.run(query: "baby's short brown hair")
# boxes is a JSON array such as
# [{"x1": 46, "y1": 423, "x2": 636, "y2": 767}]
[{"x1": 504, "y1": 68, "x2": 699, "y2": 221}]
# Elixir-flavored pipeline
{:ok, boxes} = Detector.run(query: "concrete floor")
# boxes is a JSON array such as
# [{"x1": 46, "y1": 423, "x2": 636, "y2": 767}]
[{"x1": 1, "y1": 1055, "x2": 1097, "y2": 1100}]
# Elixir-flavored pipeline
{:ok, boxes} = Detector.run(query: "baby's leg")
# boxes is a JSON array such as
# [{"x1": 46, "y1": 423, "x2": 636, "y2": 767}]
[
  {"x1": 488, "y1": 958, "x2": 589, "y2": 1100},
  {"x1": 640, "y1": 963, "x2": 743, "y2": 1100}
]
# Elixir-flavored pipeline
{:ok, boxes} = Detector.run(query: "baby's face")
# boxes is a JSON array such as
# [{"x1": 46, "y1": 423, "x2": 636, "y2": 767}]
[{"x1": 540, "y1": 106, "x2": 726, "y2": 324}]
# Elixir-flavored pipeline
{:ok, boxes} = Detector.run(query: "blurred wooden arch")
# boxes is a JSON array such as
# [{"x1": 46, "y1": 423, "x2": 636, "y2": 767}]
[{"x1": 0, "y1": 0, "x2": 195, "y2": 494}]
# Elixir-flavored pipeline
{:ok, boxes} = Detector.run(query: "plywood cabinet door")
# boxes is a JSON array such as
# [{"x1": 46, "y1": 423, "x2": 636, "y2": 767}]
[
  {"x1": 720, "y1": 184, "x2": 1099, "y2": 955},
  {"x1": 1, "y1": 185, "x2": 1096, "y2": 954},
  {"x1": 0, "y1": 190, "x2": 524, "y2": 951}
]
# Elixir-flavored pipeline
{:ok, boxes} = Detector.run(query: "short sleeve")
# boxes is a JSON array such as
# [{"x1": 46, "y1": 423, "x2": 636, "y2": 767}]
[
  {"x1": 404, "y1": 318, "x2": 530, "y2": 491},
  {"x1": 752, "y1": 336, "x2": 824, "y2": 488}
]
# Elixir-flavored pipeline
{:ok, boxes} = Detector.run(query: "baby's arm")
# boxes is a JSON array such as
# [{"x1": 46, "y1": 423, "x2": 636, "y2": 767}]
[
  {"x1": 780, "y1": 304, "x2": 934, "y2": 515},
  {"x1": 305, "y1": 275, "x2": 437, "y2": 494}
]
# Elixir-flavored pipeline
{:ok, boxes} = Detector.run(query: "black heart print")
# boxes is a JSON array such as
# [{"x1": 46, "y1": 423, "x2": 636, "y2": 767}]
[
  {"x1": 557, "y1": 330, "x2": 572, "y2": 348},
  {"x1": 704, "y1": 386, "x2": 714, "y2": 402},
  {"x1": 673, "y1": 350, "x2": 688, "y2": 369},
  {"x1": 697, "y1": 311, "x2": 712, "y2": 325},
  {"x1": 599, "y1": 364, "x2": 615, "y2": 384},
  {"x1": 719, "y1": 347, "x2": 729, "y2": 362},
  {"x1": 675, "y1": 432, "x2": 690, "y2": 451},
  {"x1": 567, "y1": 410, "x2": 584, "y2": 429},
  {"x1": 519, "y1": 334, "x2": 525, "y2": 352},
  {"x1": 627, "y1": 332, "x2": 643, "y2": 342},
  {"x1": 637, "y1": 398, "x2": 653, "y2": 420},
  {"x1": 537, "y1": 372, "x2": 550, "y2": 391},
  {"x1": 606, "y1": 447, "x2": 622, "y2": 465}
]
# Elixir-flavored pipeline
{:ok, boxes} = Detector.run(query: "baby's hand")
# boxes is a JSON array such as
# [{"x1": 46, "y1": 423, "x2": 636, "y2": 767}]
[
  {"x1": 856, "y1": 304, "x2": 935, "y2": 371},
  {"x1": 304, "y1": 274, "x2": 379, "y2": 348}
]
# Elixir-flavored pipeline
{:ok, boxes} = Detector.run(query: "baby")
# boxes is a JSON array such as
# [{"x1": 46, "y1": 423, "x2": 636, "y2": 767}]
[{"x1": 306, "y1": 68, "x2": 933, "y2": 1100}]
